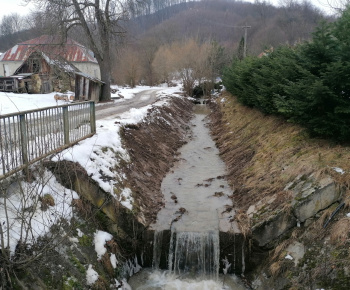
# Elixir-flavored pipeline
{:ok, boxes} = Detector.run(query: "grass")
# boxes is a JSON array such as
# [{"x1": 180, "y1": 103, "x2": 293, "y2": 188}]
[
  {"x1": 211, "y1": 92, "x2": 350, "y2": 288},
  {"x1": 212, "y1": 92, "x2": 350, "y2": 214}
]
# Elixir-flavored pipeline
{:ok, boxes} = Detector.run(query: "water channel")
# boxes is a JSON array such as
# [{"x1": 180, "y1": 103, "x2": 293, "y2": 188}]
[{"x1": 128, "y1": 104, "x2": 247, "y2": 289}]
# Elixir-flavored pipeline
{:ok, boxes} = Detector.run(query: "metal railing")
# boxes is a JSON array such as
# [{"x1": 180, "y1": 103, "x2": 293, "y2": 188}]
[{"x1": 0, "y1": 101, "x2": 96, "y2": 180}]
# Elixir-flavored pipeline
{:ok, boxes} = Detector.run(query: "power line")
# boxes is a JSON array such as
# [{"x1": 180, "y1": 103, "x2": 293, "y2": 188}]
[{"x1": 205, "y1": 20, "x2": 251, "y2": 58}]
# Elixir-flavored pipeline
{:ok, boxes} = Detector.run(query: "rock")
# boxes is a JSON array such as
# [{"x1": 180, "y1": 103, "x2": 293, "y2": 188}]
[
  {"x1": 292, "y1": 176, "x2": 342, "y2": 222},
  {"x1": 285, "y1": 241, "x2": 305, "y2": 266},
  {"x1": 252, "y1": 210, "x2": 297, "y2": 247},
  {"x1": 247, "y1": 205, "x2": 256, "y2": 217}
]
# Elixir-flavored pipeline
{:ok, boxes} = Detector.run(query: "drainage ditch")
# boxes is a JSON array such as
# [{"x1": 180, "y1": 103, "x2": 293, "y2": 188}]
[{"x1": 130, "y1": 104, "x2": 248, "y2": 289}]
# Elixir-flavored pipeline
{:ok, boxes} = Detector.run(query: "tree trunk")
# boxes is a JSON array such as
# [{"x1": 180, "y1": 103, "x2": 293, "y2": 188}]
[{"x1": 98, "y1": 58, "x2": 111, "y2": 102}]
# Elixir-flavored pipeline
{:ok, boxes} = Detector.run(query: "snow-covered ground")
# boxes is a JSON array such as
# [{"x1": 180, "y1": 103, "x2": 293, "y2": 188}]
[
  {"x1": 0, "y1": 84, "x2": 173, "y2": 115},
  {"x1": 0, "y1": 83, "x2": 183, "y2": 289}
]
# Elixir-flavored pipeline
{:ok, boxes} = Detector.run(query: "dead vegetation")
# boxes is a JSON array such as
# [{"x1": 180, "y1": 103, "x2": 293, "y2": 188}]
[
  {"x1": 209, "y1": 92, "x2": 350, "y2": 288},
  {"x1": 210, "y1": 92, "x2": 350, "y2": 212}
]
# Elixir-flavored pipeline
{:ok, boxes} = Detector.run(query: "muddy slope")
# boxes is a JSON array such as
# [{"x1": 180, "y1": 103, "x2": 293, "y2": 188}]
[
  {"x1": 209, "y1": 93, "x2": 350, "y2": 289},
  {"x1": 121, "y1": 97, "x2": 194, "y2": 225}
]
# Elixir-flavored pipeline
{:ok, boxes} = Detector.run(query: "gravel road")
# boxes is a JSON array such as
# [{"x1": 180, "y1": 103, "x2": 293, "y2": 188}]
[{"x1": 95, "y1": 89, "x2": 160, "y2": 120}]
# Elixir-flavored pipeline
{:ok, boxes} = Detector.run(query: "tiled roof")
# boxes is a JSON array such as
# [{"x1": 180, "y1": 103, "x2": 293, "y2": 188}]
[{"x1": 0, "y1": 35, "x2": 97, "y2": 63}]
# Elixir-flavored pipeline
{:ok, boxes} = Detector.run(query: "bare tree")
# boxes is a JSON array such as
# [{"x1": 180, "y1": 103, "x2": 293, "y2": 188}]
[
  {"x1": 118, "y1": 46, "x2": 142, "y2": 87},
  {"x1": 25, "y1": 0, "x2": 145, "y2": 102},
  {"x1": 0, "y1": 13, "x2": 28, "y2": 36}
]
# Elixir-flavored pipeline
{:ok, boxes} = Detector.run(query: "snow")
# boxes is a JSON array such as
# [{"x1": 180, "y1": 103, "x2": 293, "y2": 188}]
[
  {"x1": 77, "y1": 228, "x2": 84, "y2": 237},
  {"x1": 285, "y1": 254, "x2": 293, "y2": 260},
  {"x1": 94, "y1": 230, "x2": 113, "y2": 259},
  {"x1": 0, "y1": 169, "x2": 79, "y2": 254},
  {"x1": 119, "y1": 188, "x2": 134, "y2": 210},
  {"x1": 0, "y1": 83, "x2": 184, "y2": 261},
  {"x1": 332, "y1": 167, "x2": 345, "y2": 174},
  {"x1": 86, "y1": 264, "x2": 99, "y2": 285},
  {"x1": 0, "y1": 91, "x2": 73, "y2": 115},
  {"x1": 110, "y1": 253, "x2": 118, "y2": 268},
  {"x1": 222, "y1": 257, "x2": 231, "y2": 275},
  {"x1": 121, "y1": 279, "x2": 132, "y2": 290}
]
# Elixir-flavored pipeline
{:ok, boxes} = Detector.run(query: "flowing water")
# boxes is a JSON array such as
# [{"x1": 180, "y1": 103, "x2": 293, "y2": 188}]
[{"x1": 128, "y1": 104, "x2": 247, "y2": 289}]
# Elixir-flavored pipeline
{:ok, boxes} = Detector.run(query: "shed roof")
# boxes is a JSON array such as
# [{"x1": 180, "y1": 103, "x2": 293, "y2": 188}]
[{"x1": 0, "y1": 35, "x2": 97, "y2": 63}]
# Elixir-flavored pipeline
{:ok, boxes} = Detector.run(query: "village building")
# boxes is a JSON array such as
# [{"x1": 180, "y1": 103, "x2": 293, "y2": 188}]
[
  {"x1": 0, "y1": 35, "x2": 103, "y2": 102},
  {"x1": 0, "y1": 35, "x2": 100, "y2": 78}
]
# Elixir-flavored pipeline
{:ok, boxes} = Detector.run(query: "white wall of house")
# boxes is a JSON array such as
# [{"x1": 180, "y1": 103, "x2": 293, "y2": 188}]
[
  {"x1": 74, "y1": 62, "x2": 101, "y2": 79},
  {"x1": 0, "y1": 61, "x2": 23, "y2": 77}
]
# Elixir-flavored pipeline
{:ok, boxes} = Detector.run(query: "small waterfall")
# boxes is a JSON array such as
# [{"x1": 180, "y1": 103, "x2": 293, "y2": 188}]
[
  {"x1": 169, "y1": 230, "x2": 220, "y2": 279},
  {"x1": 152, "y1": 230, "x2": 163, "y2": 269}
]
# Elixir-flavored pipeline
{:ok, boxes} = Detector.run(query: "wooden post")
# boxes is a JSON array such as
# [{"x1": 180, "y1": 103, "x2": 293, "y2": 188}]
[
  {"x1": 63, "y1": 106, "x2": 69, "y2": 144},
  {"x1": 242, "y1": 25, "x2": 251, "y2": 58},
  {"x1": 90, "y1": 101, "x2": 96, "y2": 134},
  {"x1": 19, "y1": 114, "x2": 29, "y2": 178}
]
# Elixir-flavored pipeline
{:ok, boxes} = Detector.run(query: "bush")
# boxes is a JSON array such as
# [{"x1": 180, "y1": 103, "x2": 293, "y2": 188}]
[{"x1": 223, "y1": 7, "x2": 350, "y2": 142}]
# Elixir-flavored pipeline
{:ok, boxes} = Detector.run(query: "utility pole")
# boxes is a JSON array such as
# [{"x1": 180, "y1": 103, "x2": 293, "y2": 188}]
[
  {"x1": 205, "y1": 20, "x2": 251, "y2": 58},
  {"x1": 242, "y1": 24, "x2": 251, "y2": 58}
]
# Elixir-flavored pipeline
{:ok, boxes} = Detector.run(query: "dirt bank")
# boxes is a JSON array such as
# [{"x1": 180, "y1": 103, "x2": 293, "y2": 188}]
[
  {"x1": 121, "y1": 97, "x2": 194, "y2": 225},
  {"x1": 209, "y1": 92, "x2": 350, "y2": 289}
]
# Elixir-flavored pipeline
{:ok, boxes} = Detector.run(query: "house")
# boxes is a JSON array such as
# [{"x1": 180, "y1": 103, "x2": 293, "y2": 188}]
[
  {"x1": 0, "y1": 51, "x2": 103, "y2": 102},
  {"x1": 0, "y1": 35, "x2": 103, "y2": 102},
  {"x1": 0, "y1": 35, "x2": 100, "y2": 79}
]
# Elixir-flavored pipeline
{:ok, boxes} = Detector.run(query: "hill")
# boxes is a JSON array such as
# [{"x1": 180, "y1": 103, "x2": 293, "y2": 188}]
[
  {"x1": 113, "y1": 0, "x2": 328, "y2": 86},
  {"x1": 129, "y1": 0, "x2": 326, "y2": 53}
]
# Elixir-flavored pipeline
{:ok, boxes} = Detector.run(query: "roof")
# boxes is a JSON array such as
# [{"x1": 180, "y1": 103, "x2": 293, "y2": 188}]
[
  {"x1": 0, "y1": 35, "x2": 97, "y2": 63},
  {"x1": 75, "y1": 71, "x2": 104, "y2": 84},
  {"x1": 14, "y1": 50, "x2": 79, "y2": 75}
]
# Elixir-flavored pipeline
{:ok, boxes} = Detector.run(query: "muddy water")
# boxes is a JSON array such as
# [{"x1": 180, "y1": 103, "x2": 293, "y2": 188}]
[
  {"x1": 128, "y1": 105, "x2": 246, "y2": 289},
  {"x1": 154, "y1": 105, "x2": 233, "y2": 233}
]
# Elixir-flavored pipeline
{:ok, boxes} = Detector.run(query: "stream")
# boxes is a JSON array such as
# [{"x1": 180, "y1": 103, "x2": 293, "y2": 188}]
[{"x1": 128, "y1": 104, "x2": 247, "y2": 289}]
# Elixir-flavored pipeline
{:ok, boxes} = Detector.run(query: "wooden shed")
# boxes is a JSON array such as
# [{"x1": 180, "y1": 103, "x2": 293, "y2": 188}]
[
  {"x1": 75, "y1": 72, "x2": 104, "y2": 102},
  {"x1": 0, "y1": 51, "x2": 103, "y2": 101},
  {"x1": 13, "y1": 51, "x2": 76, "y2": 94}
]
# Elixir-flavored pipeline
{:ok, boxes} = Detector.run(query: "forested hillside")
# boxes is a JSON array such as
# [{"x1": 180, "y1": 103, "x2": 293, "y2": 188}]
[
  {"x1": 0, "y1": 0, "x2": 329, "y2": 88},
  {"x1": 113, "y1": 0, "x2": 328, "y2": 87}
]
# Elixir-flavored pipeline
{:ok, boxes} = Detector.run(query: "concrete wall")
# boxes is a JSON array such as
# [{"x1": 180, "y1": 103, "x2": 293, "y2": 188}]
[
  {"x1": 74, "y1": 62, "x2": 101, "y2": 79},
  {"x1": 0, "y1": 61, "x2": 23, "y2": 76}
]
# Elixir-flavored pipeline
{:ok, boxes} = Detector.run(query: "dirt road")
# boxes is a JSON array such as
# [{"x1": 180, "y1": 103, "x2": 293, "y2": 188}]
[{"x1": 95, "y1": 89, "x2": 160, "y2": 120}]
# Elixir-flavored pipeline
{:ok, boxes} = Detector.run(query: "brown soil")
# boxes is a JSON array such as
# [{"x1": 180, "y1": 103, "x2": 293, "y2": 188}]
[{"x1": 121, "y1": 97, "x2": 194, "y2": 225}]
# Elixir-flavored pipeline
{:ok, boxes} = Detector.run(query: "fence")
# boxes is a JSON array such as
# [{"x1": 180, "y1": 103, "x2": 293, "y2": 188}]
[{"x1": 0, "y1": 101, "x2": 96, "y2": 180}]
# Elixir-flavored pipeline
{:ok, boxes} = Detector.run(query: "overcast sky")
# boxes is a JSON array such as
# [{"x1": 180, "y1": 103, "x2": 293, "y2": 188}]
[
  {"x1": 0, "y1": 0, "x2": 337, "y2": 22},
  {"x1": 0, "y1": 0, "x2": 35, "y2": 20}
]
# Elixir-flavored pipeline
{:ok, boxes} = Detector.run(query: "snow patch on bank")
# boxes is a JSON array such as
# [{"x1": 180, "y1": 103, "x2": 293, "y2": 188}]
[{"x1": 0, "y1": 83, "x2": 184, "y2": 256}]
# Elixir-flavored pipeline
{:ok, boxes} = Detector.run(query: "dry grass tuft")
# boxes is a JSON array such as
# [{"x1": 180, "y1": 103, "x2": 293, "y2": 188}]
[
  {"x1": 40, "y1": 194, "x2": 55, "y2": 211},
  {"x1": 72, "y1": 198, "x2": 93, "y2": 219},
  {"x1": 271, "y1": 240, "x2": 290, "y2": 261},
  {"x1": 329, "y1": 218, "x2": 350, "y2": 245},
  {"x1": 234, "y1": 210, "x2": 251, "y2": 238},
  {"x1": 269, "y1": 261, "x2": 282, "y2": 277},
  {"x1": 316, "y1": 206, "x2": 335, "y2": 229},
  {"x1": 100, "y1": 252, "x2": 115, "y2": 276}
]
